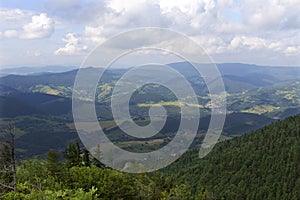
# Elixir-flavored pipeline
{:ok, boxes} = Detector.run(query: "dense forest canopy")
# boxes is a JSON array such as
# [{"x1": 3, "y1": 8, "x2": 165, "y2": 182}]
[
  {"x1": 162, "y1": 114, "x2": 300, "y2": 199},
  {"x1": 1, "y1": 114, "x2": 299, "y2": 199}
]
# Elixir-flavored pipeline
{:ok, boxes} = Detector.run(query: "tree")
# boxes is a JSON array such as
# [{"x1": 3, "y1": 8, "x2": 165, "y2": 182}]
[
  {"x1": 63, "y1": 142, "x2": 82, "y2": 168},
  {"x1": 0, "y1": 122, "x2": 17, "y2": 194},
  {"x1": 45, "y1": 149, "x2": 63, "y2": 179},
  {"x1": 82, "y1": 148, "x2": 90, "y2": 167},
  {"x1": 0, "y1": 142, "x2": 12, "y2": 196},
  {"x1": 91, "y1": 144, "x2": 105, "y2": 168}
]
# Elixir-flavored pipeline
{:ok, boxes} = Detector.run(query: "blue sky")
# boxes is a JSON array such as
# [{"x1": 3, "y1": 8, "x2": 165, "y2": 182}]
[
  {"x1": 0, "y1": 0, "x2": 300, "y2": 68},
  {"x1": 1, "y1": 0, "x2": 45, "y2": 11}
]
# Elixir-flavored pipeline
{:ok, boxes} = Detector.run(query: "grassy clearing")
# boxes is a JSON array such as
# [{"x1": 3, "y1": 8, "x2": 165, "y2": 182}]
[
  {"x1": 138, "y1": 101, "x2": 204, "y2": 108},
  {"x1": 116, "y1": 139, "x2": 164, "y2": 148},
  {"x1": 242, "y1": 105, "x2": 280, "y2": 115},
  {"x1": 32, "y1": 85, "x2": 60, "y2": 95}
]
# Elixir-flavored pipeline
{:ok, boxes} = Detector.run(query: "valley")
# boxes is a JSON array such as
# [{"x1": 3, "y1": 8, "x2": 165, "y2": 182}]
[{"x1": 0, "y1": 62, "x2": 299, "y2": 158}]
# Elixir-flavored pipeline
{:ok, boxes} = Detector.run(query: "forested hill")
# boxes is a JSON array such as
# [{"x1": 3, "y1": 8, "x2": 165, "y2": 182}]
[
  {"x1": 1, "y1": 114, "x2": 299, "y2": 199},
  {"x1": 162, "y1": 114, "x2": 300, "y2": 199}
]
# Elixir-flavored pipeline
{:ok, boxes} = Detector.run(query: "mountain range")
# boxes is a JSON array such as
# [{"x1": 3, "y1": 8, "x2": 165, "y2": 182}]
[{"x1": 0, "y1": 62, "x2": 299, "y2": 157}]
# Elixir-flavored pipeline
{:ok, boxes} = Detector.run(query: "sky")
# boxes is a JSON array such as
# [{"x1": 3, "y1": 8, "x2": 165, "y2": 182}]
[{"x1": 0, "y1": 0, "x2": 300, "y2": 68}]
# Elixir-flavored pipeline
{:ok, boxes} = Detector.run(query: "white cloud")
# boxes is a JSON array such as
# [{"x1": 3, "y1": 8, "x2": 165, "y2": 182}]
[
  {"x1": 284, "y1": 46, "x2": 300, "y2": 56},
  {"x1": 54, "y1": 33, "x2": 87, "y2": 55},
  {"x1": 3, "y1": 30, "x2": 19, "y2": 38},
  {"x1": 54, "y1": 24, "x2": 110, "y2": 56},
  {"x1": 230, "y1": 36, "x2": 267, "y2": 50},
  {"x1": 83, "y1": 26, "x2": 106, "y2": 43},
  {"x1": 105, "y1": 0, "x2": 170, "y2": 28},
  {"x1": 45, "y1": 0, "x2": 107, "y2": 25},
  {"x1": 50, "y1": 0, "x2": 300, "y2": 67},
  {"x1": 21, "y1": 13, "x2": 55, "y2": 39},
  {"x1": 0, "y1": 8, "x2": 33, "y2": 28},
  {"x1": 2, "y1": 0, "x2": 300, "y2": 66},
  {"x1": 1, "y1": 12, "x2": 55, "y2": 39},
  {"x1": 228, "y1": 34, "x2": 300, "y2": 58},
  {"x1": 158, "y1": 0, "x2": 217, "y2": 31}
]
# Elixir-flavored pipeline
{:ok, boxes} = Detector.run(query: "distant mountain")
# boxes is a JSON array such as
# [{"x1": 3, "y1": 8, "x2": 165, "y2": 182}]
[
  {"x1": 0, "y1": 63, "x2": 299, "y2": 158},
  {"x1": 162, "y1": 114, "x2": 300, "y2": 199},
  {"x1": 217, "y1": 63, "x2": 300, "y2": 80},
  {"x1": 0, "y1": 65, "x2": 78, "y2": 77},
  {"x1": 1, "y1": 62, "x2": 298, "y2": 118},
  {"x1": 1, "y1": 63, "x2": 299, "y2": 93},
  {"x1": 0, "y1": 69, "x2": 78, "y2": 92},
  {"x1": 171, "y1": 62, "x2": 300, "y2": 91}
]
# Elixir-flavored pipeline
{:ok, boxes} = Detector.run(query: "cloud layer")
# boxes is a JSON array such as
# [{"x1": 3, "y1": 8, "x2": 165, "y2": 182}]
[
  {"x1": 0, "y1": 0, "x2": 299, "y2": 66},
  {"x1": 0, "y1": 9, "x2": 54, "y2": 39}
]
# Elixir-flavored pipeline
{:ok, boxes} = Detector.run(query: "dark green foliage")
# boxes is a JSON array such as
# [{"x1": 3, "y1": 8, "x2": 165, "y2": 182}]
[
  {"x1": 2, "y1": 158, "x2": 193, "y2": 199},
  {"x1": 1, "y1": 138, "x2": 194, "y2": 199},
  {"x1": 0, "y1": 86, "x2": 72, "y2": 117},
  {"x1": 63, "y1": 142, "x2": 82, "y2": 168},
  {"x1": 45, "y1": 149, "x2": 64, "y2": 179},
  {"x1": 0, "y1": 142, "x2": 11, "y2": 166},
  {"x1": 162, "y1": 114, "x2": 300, "y2": 199},
  {"x1": 3, "y1": 114, "x2": 300, "y2": 199},
  {"x1": 82, "y1": 148, "x2": 91, "y2": 167},
  {"x1": 10, "y1": 115, "x2": 77, "y2": 158},
  {"x1": 0, "y1": 123, "x2": 17, "y2": 194},
  {"x1": 0, "y1": 142, "x2": 13, "y2": 195}
]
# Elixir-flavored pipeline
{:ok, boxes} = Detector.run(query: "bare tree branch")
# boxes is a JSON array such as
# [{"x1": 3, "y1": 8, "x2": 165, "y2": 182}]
[
  {"x1": 0, "y1": 182, "x2": 14, "y2": 190},
  {"x1": 0, "y1": 170, "x2": 12, "y2": 173},
  {"x1": 0, "y1": 121, "x2": 17, "y2": 192}
]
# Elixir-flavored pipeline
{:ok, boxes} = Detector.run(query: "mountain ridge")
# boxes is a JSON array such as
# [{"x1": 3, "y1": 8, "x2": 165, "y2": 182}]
[{"x1": 162, "y1": 114, "x2": 300, "y2": 199}]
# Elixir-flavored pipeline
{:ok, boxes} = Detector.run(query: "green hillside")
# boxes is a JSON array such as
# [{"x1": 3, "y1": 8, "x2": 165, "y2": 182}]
[
  {"x1": 1, "y1": 63, "x2": 300, "y2": 158},
  {"x1": 1, "y1": 113, "x2": 299, "y2": 199},
  {"x1": 162, "y1": 114, "x2": 300, "y2": 199}
]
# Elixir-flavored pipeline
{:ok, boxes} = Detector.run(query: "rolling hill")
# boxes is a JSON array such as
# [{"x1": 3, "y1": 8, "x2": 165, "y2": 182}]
[
  {"x1": 0, "y1": 62, "x2": 299, "y2": 158},
  {"x1": 162, "y1": 114, "x2": 300, "y2": 199},
  {"x1": 0, "y1": 85, "x2": 72, "y2": 117}
]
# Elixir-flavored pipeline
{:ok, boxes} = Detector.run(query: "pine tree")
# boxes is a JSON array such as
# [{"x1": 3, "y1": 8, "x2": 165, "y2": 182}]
[
  {"x1": 63, "y1": 142, "x2": 82, "y2": 168},
  {"x1": 45, "y1": 149, "x2": 63, "y2": 179},
  {"x1": 82, "y1": 148, "x2": 90, "y2": 167}
]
